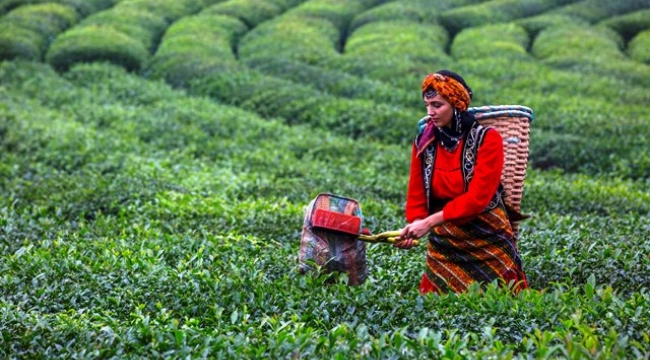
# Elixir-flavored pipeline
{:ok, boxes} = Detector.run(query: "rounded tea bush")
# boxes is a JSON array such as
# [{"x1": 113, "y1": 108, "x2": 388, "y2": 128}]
[
  {"x1": 598, "y1": 9, "x2": 650, "y2": 42},
  {"x1": 440, "y1": 0, "x2": 574, "y2": 36},
  {"x1": 204, "y1": 0, "x2": 283, "y2": 28},
  {"x1": 0, "y1": 23, "x2": 43, "y2": 60},
  {"x1": 349, "y1": 0, "x2": 444, "y2": 32},
  {"x1": 287, "y1": 0, "x2": 367, "y2": 34},
  {"x1": 116, "y1": 0, "x2": 204, "y2": 24},
  {"x1": 550, "y1": 0, "x2": 650, "y2": 23},
  {"x1": 46, "y1": 25, "x2": 149, "y2": 72},
  {"x1": 529, "y1": 24, "x2": 650, "y2": 87},
  {"x1": 0, "y1": 3, "x2": 78, "y2": 60},
  {"x1": 0, "y1": 0, "x2": 116, "y2": 16},
  {"x1": 242, "y1": 56, "x2": 418, "y2": 108},
  {"x1": 531, "y1": 24, "x2": 625, "y2": 61},
  {"x1": 333, "y1": 20, "x2": 451, "y2": 88},
  {"x1": 77, "y1": 8, "x2": 168, "y2": 52},
  {"x1": 516, "y1": 13, "x2": 589, "y2": 38},
  {"x1": 451, "y1": 23, "x2": 531, "y2": 60},
  {"x1": 2, "y1": 3, "x2": 78, "y2": 36},
  {"x1": 344, "y1": 21, "x2": 448, "y2": 61},
  {"x1": 265, "y1": 0, "x2": 305, "y2": 8},
  {"x1": 628, "y1": 29, "x2": 650, "y2": 64},
  {"x1": 148, "y1": 14, "x2": 247, "y2": 85},
  {"x1": 238, "y1": 15, "x2": 340, "y2": 65}
]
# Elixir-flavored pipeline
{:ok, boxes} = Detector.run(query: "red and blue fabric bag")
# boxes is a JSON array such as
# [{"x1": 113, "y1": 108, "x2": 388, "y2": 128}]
[{"x1": 298, "y1": 193, "x2": 368, "y2": 285}]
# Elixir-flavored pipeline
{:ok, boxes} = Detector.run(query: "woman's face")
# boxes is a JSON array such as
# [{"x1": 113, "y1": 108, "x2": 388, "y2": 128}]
[{"x1": 424, "y1": 93, "x2": 454, "y2": 129}]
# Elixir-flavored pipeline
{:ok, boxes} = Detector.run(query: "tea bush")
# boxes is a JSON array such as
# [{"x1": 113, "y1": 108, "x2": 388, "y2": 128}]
[
  {"x1": 72, "y1": 8, "x2": 168, "y2": 51},
  {"x1": 328, "y1": 20, "x2": 452, "y2": 89},
  {"x1": 242, "y1": 56, "x2": 418, "y2": 107},
  {"x1": 148, "y1": 0, "x2": 308, "y2": 85},
  {"x1": 629, "y1": 29, "x2": 650, "y2": 64},
  {"x1": 2, "y1": 0, "x2": 650, "y2": 357},
  {"x1": 45, "y1": 0, "x2": 213, "y2": 71},
  {"x1": 204, "y1": 0, "x2": 284, "y2": 28},
  {"x1": 516, "y1": 13, "x2": 589, "y2": 37},
  {"x1": 549, "y1": 0, "x2": 650, "y2": 23},
  {"x1": 598, "y1": 9, "x2": 650, "y2": 41},
  {"x1": 187, "y1": 65, "x2": 421, "y2": 143},
  {"x1": 46, "y1": 26, "x2": 150, "y2": 71},
  {"x1": 451, "y1": 23, "x2": 531, "y2": 60},
  {"x1": 0, "y1": 3, "x2": 78, "y2": 60},
  {"x1": 439, "y1": 0, "x2": 577, "y2": 36},
  {"x1": 147, "y1": 14, "x2": 247, "y2": 85},
  {"x1": 0, "y1": 0, "x2": 116, "y2": 16},
  {"x1": 531, "y1": 24, "x2": 650, "y2": 88},
  {"x1": 284, "y1": 0, "x2": 370, "y2": 34},
  {"x1": 0, "y1": 23, "x2": 43, "y2": 60},
  {"x1": 348, "y1": 0, "x2": 479, "y2": 31},
  {"x1": 532, "y1": 24, "x2": 625, "y2": 61},
  {"x1": 238, "y1": 15, "x2": 340, "y2": 64}
]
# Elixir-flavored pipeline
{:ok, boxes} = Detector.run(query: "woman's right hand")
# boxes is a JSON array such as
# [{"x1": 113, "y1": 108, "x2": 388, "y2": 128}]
[
  {"x1": 393, "y1": 214, "x2": 441, "y2": 249},
  {"x1": 393, "y1": 222, "x2": 423, "y2": 249}
]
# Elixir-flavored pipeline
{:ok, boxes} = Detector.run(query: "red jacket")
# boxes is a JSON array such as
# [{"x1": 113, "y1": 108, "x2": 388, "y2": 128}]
[{"x1": 405, "y1": 128, "x2": 504, "y2": 223}]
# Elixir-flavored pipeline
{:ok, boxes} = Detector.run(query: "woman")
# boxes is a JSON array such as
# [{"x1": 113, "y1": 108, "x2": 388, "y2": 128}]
[{"x1": 395, "y1": 70, "x2": 528, "y2": 294}]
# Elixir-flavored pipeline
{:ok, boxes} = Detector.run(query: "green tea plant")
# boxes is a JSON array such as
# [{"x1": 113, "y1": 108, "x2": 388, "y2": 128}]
[
  {"x1": 1, "y1": 0, "x2": 650, "y2": 357},
  {"x1": 629, "y1": 29, "x2": 650, "y2": 64},
  {"x1": 238, "y1": 15, "x2": 341, "y2": 64},
  {"x1": 516, "y1": 13, "x2": 590, "y2": 37},
  {"x1": 0, "y1": 0, "x2": 116, "y2": 16},
  {"x1": 549, "y1": 0, "x2": 650, "y2": 23},
  {"x1": 348, "y1": 0, "x2": 468, "y2": 32},
  {"x1": 327, "y1": 20, "x2": 452, "y2": 91},
  {"x1": 147, "y1": 13, "x2": 247, "y2": 85},
  {"x1": 440, "y1": 0, "x2": 578, "y2": 36},
  {"x1": 204, "y1": 0, "x2": 284, "y2": 28},
  {"x1": 598, "y1": 9, "x2": 650, "y2": 41},
  {"x1": 451, "y1": 23, "x2": 531, "y2": 60},
  {"x1": 46, "y1": 0, "x2": 213, "y2": 71},
  {"x1": 0, "y1": 3, "x2": 79, "y2": 60}
]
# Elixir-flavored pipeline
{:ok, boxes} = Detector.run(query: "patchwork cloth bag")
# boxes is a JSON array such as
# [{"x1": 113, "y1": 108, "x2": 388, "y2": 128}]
[{"x1": 298, "y1": 193, "x2": 368, "y2": 286}]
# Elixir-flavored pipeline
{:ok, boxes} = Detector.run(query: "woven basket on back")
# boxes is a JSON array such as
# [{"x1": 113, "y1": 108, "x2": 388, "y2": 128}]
[{"x1": 468, "y1": 105, "x2": 534, "y2": 235}]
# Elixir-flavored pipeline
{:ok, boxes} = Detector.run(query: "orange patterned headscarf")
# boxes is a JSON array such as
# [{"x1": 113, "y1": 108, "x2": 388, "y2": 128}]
[{"x1": 421, "y1": 72, "x2": 471, "y2": 111}]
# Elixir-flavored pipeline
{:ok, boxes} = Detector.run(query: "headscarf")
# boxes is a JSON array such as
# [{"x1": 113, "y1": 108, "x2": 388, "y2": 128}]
[
  {"x1": 421, "y1": 71, "x2": 471, "y2": 111},
  {"x1": 418, "y1": 70, "x2": 476, "y2": 151}
]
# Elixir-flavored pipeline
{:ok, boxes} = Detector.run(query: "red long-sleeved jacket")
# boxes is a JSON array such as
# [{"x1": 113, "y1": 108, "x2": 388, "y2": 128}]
[{"x1": 405, "y1": 128, "x2": 504, "y2": 224}]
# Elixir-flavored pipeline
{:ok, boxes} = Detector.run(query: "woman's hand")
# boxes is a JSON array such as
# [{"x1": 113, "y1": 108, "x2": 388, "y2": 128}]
[
  {"x1": 393, "y1": 218, "x2": 430, "y2": 249},
  {"x1": 393, "y1": 238, "x2": 418, "y2": 249},
  {"x1": 393, "y1": 212, "x2": 444, "y2": 249}
]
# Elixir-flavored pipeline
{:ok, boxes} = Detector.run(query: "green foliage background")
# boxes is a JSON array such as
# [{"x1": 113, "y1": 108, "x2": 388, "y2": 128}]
[{"x1": 1, "y1": 0, "x2": 649, "y2": 358}]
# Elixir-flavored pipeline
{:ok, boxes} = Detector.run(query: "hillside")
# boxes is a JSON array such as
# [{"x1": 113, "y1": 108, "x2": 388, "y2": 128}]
[{"x1": 1, "y1": 0, "x2": 649, "y2": 358}]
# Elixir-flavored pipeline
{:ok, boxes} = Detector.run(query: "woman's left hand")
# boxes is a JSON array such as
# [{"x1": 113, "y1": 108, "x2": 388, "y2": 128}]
[
  {"x1": 399, "y1": 218, "x2": 432, "y2": 240},
  {"x1": 393, "y1": 219, "x2": 428, "y2": 249}
]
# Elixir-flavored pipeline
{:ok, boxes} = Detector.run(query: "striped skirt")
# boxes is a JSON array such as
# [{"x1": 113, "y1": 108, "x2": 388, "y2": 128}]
[{"x1": 419, "y1": 205, "x2": 528, "y2": 294}]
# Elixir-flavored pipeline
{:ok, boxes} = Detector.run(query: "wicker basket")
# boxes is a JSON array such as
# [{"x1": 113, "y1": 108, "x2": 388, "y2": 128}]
[{"x1": 468, "y1": 105, "x2": 534, "y2": 235}]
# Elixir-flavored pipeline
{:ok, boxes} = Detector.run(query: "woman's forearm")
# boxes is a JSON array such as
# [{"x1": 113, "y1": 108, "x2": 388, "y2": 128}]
[{"x1": 425, "y1": 211, "x2": 444, "y2": 229}]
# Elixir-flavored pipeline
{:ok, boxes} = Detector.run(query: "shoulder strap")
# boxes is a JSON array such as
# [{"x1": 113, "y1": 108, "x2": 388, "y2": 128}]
[{"x1": 461, "y1": 122, "x2": 489, "y2": 192}]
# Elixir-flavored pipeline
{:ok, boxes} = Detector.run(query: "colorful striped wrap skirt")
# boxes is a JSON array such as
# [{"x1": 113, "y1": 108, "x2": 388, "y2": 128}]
[{"x1": 419, "y1": 204, "x2": 528, "y2": 294}]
